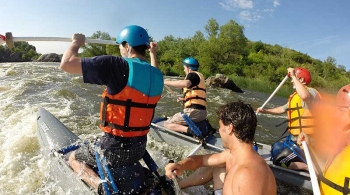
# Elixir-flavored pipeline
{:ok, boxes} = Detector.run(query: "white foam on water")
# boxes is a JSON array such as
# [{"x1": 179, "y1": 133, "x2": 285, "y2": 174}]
[
  {"x1": 0, "y1": 104, "x2": 55, "y2": 194},
  {"x1": 0, "y1": 63, "x2": 66, "y2": 194}
]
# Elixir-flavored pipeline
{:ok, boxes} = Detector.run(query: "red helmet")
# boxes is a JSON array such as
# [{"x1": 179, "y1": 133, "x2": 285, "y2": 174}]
[
  {"x1": 336, "y1": 85, "x2": 350, "y2": 107},
  {"x1": 294, "y1": 67, "x2": 311, "y2": 85}
]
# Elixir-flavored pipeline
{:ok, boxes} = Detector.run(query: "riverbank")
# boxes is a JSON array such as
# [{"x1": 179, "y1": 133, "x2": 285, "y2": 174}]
[
  {"x1": 229, "y1": 75, "x2": 294, "y2": 98},
  {"x1": 227, "y1": 75, "x2": 343, "y2": 98}
]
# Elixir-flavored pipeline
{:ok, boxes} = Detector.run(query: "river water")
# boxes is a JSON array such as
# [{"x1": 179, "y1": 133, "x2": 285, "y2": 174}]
[{"x1": 0, "y1": 62, "x2": 311, "y2": 194}]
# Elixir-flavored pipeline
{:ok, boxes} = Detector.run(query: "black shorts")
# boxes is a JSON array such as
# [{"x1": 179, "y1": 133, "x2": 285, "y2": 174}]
[
  {"x1": 74, "y1": 134, "x2": 147, "y2": 167},
  {"x1": 74, "y1": 134, "x2": 148, "y2": 194},
  {"x1": 273, "y1": 145, "x2": 306, "y2": 167},
  {"x1": 74, "y1": 141, "x2": 98, "y2": 168}
]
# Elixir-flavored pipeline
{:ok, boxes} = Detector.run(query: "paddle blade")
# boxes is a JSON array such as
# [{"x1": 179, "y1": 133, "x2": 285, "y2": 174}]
[
  {"x1": 172, "y1": 173, "x2": 182, "y2": 195},
  {"x1": 0, "y1": 34, "x2": 5, "y2": 45},
  {"x1": 5, "y1": 32, "x2": 14, "y2": 49}
]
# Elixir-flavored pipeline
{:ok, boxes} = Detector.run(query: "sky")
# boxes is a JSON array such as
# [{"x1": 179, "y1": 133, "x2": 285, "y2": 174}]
[{"x1": 3, "y1": 0, "x2": 350, "y2": 69}]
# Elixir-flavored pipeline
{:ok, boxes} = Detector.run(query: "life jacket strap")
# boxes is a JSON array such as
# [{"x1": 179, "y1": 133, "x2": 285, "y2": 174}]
[
  {"x1": 183, "y1": 87, "x2": 206, "y2": 96},
  {"x1": 319, "y1": 174, "x2": 350, "y2": 195},
  {"x1": 184, "y1": 96, "x2": 206, "y2": 103},
  {"x1": 275, "y1": 116, "x2": 313, "y2": 128},
  {"x1": 275, "y1": 119, "x2": 289, "y2": 127},
  {"x1": 288, "y1": 125, "x2": 314, "y2": 129},
  {"x1": 289, "y1": 116, "x2": 314, "y2": 121},
  {"x1": 101, "y1": 96, "x2": 156, "y2": 130},
  {"x1": 105, "y1": 97, "x2": 157, "y2": 108},
  {"x1": 94, "y1": 144, "x2": 119, "y2": 195},
  {"x1": 106, "y1": 122, "x2": 150, "y2": 131},
  {"x1": 286, "y1": 106, "x2": 303, "y2": 111},
  {"x1": 58, "y1": 144, "x2": 80, "y2": 154},
  {"x1": 180, "y1": 112, "x2": 203, "y2": 139}
]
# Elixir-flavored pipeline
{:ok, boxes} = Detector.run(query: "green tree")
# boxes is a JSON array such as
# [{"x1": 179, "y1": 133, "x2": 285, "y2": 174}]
[
  {"x1": 81, "y1": 31, "x2": 112, "y2": 57},
  {"x1": 217, "y1": 20, "x2": 247, "y2": 64},
  {"x1": 204, "y1": 18, "x2": 219, "y2": 38},
  {"x1": 322, "y1": 56, "x2": 337, "y2": 80},
  {"x1": 6, "y1": 41, "x2": 40, "y2": 61},
  {"x1": 252, "y1": 41, "x2": 265, "y2": 53}
]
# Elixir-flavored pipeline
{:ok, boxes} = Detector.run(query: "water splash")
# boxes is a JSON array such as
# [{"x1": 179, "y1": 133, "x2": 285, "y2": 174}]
[{"x1": 0, "y1": 62, "x2": 310, "y2": 194}]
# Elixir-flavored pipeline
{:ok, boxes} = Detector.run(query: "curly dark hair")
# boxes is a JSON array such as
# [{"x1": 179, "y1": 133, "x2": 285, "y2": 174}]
[{"x1": 217, "y1": 101, "x2": 257, "y2": 143}]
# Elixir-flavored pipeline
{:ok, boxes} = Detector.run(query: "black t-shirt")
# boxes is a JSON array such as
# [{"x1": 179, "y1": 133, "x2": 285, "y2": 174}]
[
  {"x1": 82, "y1": 55, "x2": 129, "y2": 95},
  {"x1": 186, "y1": 72, "x2": 200, "y2": 88}
]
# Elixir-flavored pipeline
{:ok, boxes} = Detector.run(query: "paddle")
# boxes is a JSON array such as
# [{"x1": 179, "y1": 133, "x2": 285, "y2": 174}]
[
  {"x1": 1, "y1": 32, "x2": 118, "y2": 49},
  {"x1": 301, "y1": 140, "x2": 321, "y2": 195},
  {"x1": 169, "y1": 160, "x2": 182, "y2": 195},
  {"x1": 150, "y1": 122, "x2": 224, "y2": 153},
  {"x1": 187, "y1": 143, "x2": 203, "y2": 157},
  {"x1": 164, "y1": 84, "x2": 182, "y2": 97},
  {"x1": 257, "y1": 74, "x2": 289, "y2": 114},
  {"x1": 169, "y1": 144, "x2": 203, "y2": 195},
  {"x1": 142, "y1": 150, "x2": 177, "y2": 194}
]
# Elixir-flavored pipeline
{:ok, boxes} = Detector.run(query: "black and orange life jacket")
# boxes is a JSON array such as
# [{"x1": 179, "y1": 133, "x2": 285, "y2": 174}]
[
  {"x1": 99, "y1": 58, "x2": 163, "y2": 137},
  {"x1": 183, "y1": 71, "x2": 206, "y2": 109}
]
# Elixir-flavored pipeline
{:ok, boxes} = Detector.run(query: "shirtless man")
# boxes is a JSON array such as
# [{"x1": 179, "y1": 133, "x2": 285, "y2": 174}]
[{"x1": 165, "y1": 101, "x2": 276, "y2": 195}]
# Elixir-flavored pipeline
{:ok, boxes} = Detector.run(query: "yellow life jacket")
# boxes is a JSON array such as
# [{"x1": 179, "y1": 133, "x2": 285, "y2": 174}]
[
  {"x1": 320, "y1": 145, "x2": 350, "y2": 195},
  {"x1": 286, "y1": 87, "x2": 320, "y2": 135},
  {"x1": 183, "y1": 71, "x2": 206, "y2": 109}
]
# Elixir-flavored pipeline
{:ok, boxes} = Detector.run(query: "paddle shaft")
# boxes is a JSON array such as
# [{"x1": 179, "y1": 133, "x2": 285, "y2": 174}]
[
  {"x1": 150, "y1": 123, "x2": 224, "y2": 153},
  {"x1": 171, "y1": 172, "x2": 182, "y2": 195},
  {"x1": 164, "y1": 85, "x2": 178, "y2": 96},
  {"x1": 165, "y1": 159, "x2": 181, "y2": 195},
  {"x1": 187, "y1": 143, "x2": 203, "y2": 157},
  {"x1": 14, "y1": 37, "x2": 117, "y2": 45},
  {"x1": 260, "y1": 75, "x2": 289, "y2": 110},
  {"x1": 301, "y1": 141, "x2": 321, "y2": 195},
  {"x1": 3, "y1": 32, "x2": 118, "y2": 49},
  {"x1": 170, "y1": 134, "x2": 207, "y2": 194},
  {"x1": 170, "y1": 134, "x2": 205, "y2": 195}
]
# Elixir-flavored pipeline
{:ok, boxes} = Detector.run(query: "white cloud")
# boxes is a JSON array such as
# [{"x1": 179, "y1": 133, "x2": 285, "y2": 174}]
[
  {"x1": 219, "y1": 2, "x2": 233, "y2": 11},
  {"x1": 273, "y1": 0, "x2": 280, "y2": 7},
  {"x1": 239, "y1": 11, "x2": 262, "y2": 22},
  {"x1": 239, "y1": 11, "x2": 252, "y2": 21},
  {"x1": 220, "y1": 0, "x2": 282, "y2": 23},
  {"x1": 219, "y1": 0, "x2": 254, "y2": 10},
  {"x1": 263, "y1": 8, "x2": 274, "y2": 13}
]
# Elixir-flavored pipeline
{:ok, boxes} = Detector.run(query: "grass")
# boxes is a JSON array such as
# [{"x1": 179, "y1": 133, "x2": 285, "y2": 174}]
[{"x1": 228, "y1": 75, "x2": 294, "y2": 98}]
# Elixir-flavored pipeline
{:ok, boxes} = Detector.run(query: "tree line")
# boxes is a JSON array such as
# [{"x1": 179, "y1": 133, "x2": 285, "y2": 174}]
[
  {"x1": 1, "y1": 18, "x2": 349, "y2": 93},
  {"x1": 0, "y1": 41, "x2": 41, "y2": 62},
  {"x1": 79, "y1": 18, "x2": 350, "y2": 93}
]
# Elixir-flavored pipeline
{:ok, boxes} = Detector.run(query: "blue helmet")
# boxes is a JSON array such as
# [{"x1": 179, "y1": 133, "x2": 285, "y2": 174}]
[
  {"x1": 183, "y1": 57, "x2": 199, "y2": 70},
  {"x1": 116, "y1": 25, "x2": 150, "y2": 47}
]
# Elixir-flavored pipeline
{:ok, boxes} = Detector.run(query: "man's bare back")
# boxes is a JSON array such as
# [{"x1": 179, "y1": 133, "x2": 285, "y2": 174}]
[{"x1": 223, "y1": 149, "x2": 276, "y2": 195}]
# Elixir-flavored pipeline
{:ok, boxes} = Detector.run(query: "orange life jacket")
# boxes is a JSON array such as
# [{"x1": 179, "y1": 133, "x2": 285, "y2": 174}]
[
  {"x1": 183, "y1": 71, "x2": 206, "y2": 109},
  {"x1": 99, "y1": 58, "x2": 163, "y2": 137}
]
